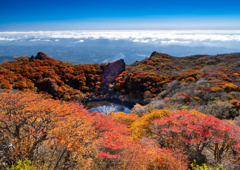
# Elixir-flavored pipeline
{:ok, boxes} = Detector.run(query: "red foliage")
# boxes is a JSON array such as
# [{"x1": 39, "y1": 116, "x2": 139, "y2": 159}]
[
  {"x1": 152, "y1": 110, "x2": 240, "y2": 163},
  {"x1": 85, "y1": 111, "x2": 188, "y2": 169}
]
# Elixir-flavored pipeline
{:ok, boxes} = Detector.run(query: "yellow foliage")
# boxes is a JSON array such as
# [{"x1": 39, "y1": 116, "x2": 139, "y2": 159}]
[
  {"x1": 111, "y1": 112, "x2": 139, "y2": 125},
  {"x1": 223, "y1": 83, "x2": 238, "y2": 92},
  {"x1": 211, "y1": 86, "x2": 222, "y2": 92},
  {"x1": 186, "y1": 77, "x2": 195, "y2": 82},
  {"x1": 26, "y1": 81, "x2": 34, "y2": 88},
  {"x1": 181, "y1": 79, "x2": 186, "y2": 84},
  {"x1": 189, "y1": 110, "x2": 206, "y2": 117},
  {"x1": 207, "y1": 77, "x2": 217, "y2": 80},
  {"x1": 131, "y1": 109, "x2": 170, "y2": 139},
  {"x1": 210, "y1": 82, "x2": 238, "y2": 92}
]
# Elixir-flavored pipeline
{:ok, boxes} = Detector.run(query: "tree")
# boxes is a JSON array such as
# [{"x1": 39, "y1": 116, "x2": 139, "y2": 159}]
[
  {"x1": 0, "y1": 92, "x2": 96, "y2": 169},
  {"x1": 151, "y1": 110, "x2": 240, "y2": 166}
]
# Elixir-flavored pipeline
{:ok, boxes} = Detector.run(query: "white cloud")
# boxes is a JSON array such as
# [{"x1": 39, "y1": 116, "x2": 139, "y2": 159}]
[
  {"x1": 0, "y1": 37, "x2": 17, "y2": 41},
  {"x1": 29, "y1": 39, "x2": 50, "y2": 41},
  {"x1": 132, "y1": 39, "x2": 140, "y2": 42},
  {"x1": 0, "y1": 30, "x2": 240, "y2": 48},
  {"x1": 75, "y1": 40, "x2": 84, "y2": 43},
  {"x1": 29, "y1": 39, "x2": 41, "y2": 41},
  {"x1": 161, "y1": 40, "x2": 191, "y2": 44},
  {"x1": 136, "y1": 54, "x2": 148, "y2": 57}
]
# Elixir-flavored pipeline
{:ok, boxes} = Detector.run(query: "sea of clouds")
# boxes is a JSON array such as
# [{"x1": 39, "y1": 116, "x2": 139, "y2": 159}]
[{"x1": 0, "y1": 30, "x2": 240, "y2": 49}]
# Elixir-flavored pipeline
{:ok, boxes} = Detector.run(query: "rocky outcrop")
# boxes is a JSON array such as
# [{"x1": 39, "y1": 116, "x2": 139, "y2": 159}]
[
  {"x1": 29, "y1": 52, "x2": 48, "y2": 61},
  {"x1": 35, "y1": 52, "x2": 47, "y2": 60},
  {"x1": 37, "y1": 78, "x2": 58, "y2": 97},
  {"x1": 100, "y1": 59, "x2": 126, "y2": 93}
]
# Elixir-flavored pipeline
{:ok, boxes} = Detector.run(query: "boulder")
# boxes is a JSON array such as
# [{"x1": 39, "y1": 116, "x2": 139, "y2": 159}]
[{"x1": 37, "y1": 78, "x2": 58, "y2": 97}]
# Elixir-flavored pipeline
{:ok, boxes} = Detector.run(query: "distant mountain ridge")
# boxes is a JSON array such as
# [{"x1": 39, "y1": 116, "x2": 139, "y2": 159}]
[{"x1": 0, "y1": 42, "x2": 239, "y2": 64}]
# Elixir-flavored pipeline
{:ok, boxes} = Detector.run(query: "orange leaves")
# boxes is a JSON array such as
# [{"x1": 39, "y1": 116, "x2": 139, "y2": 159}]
[
  {"x1": 192, "y1": 96, "x2": 200, "y2": 101},
  {"x1": 0, "y1": 92, "x2": 96, "y2": 169},
  {"x1": 186, "y1": 76, "x2": 195, "y2": 82},
  {"x1": 231, "y1": 99, "x2": 240, "y2": 107},
  {"x1": 0, "y1": 54, "x2": 104, "y2": 101},
  {"x1": 1, "y1": 82, "x2": 12, "y2": 89},
  {"x1": 121, "y1": 139, "x2": 188, "y2": 170}
]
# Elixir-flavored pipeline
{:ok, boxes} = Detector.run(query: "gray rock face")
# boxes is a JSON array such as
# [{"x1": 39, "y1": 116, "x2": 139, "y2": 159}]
[
  {"x1": 166, "y1": 80, "x2": 180, "y2": 90},
  {"x1": 197, "y1": 79, "x2": 209, "y2": 85},
  {"x1": 206, "y1": 59, "x2": 216, "y2": 65}
]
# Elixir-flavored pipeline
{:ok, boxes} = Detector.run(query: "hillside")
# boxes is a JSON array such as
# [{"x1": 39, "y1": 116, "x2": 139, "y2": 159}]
[
  {"x1": 1, "y1": 51, "x2": 240, "y2": 118},
  {"x1": 1, "y1": 51, "x2": 240, "y2": 169}
]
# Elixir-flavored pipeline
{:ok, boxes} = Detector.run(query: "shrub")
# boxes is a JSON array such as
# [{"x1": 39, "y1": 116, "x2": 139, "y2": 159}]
[
  {"x1": 211, "y1": 86, "x2": 222, "y2": 92},
  {"x1": 1, "y1": 82, "x2": 12, "y2": 89},
  {"x1": 152, "y1": 110, "x2": 240, "y2": 165},
  {"x1": 190, "y1": 160, "x2": 225, "y2": 170},
  {"x1": 223, "y1": 83, "x2": 238, "y2": 92},
  {"x1": 14, "y1": 79, "x2": 28, "y2": 89},
  {"x1": 131, "y1": 109, "x2": 170, "y2": 139},
  {"x1": 181, "y1": 105, "x2": 189, "y2": 109},
  {"x1": 233, "y1": 73, "x2": 239, "y2": 76},
  {"x1": 186, "y1": 77, "x2": 196, "y2": 82},
  {"x1": 226, "y1": 94, "x2": 234, "y2": 100},
  {"x1": 143, "y1": 91, "x2": 152, "y2": 98},
  {"x1": 7, "y1": 159, "x2": 46, "y2": 170},
  {"x1": 0, "y1": 92, "x2": 96, "y2": 169},
  {"x1": 192, "y1": 96, "x2": 200, "y2": 101},
  {"x1": 111, "y1": 112, "x2": 139, "y2": 125},
  {"x1": 194, "y1": 66, "x2": 201, "y2": 70}
]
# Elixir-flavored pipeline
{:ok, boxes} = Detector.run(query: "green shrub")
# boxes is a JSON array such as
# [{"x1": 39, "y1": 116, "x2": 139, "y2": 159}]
[
  {"x1": 7, "y1": 159, "x2": 45, "y2": 170},
  {"x1": 190, "y1": 160, "x2": 226, "y2": 170},
  {"x1": 181, "y1": 105, "x2": 189, "y2": 109},
  {"x1": 210, "y1": 96, "x2": 217, "y2": 101}
]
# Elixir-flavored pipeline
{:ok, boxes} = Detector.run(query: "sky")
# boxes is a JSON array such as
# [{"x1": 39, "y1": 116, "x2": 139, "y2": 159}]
[{"x1": 1, "y1": 0, "x2": 240, "y2": 31}]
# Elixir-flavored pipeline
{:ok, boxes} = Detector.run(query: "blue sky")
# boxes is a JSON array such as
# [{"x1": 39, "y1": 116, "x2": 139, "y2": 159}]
[{"x1": 1, "y1": 0, "x2": 240, "y2": 31}]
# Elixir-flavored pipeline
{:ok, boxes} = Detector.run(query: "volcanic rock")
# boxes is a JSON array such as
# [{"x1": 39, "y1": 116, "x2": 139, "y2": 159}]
[
  {"x1": 37, "y1": 78, "x2": 58, "y2": 97},
  {"x1": 100, "y1": 59, "x2": 126, "y2": 93},
  {"x1": 35, "y1": 52, "x2": 47, "y2": 60}
]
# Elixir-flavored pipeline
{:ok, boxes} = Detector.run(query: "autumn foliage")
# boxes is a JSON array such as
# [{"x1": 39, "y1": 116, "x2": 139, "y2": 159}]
[
  {"x1": 1, "y1": 51, "x2": 240, "y2": 169},
  {"x1": 0, "y1": 92, "x2": 96, "y2": 169},
  {"x1": 0, "y1": 92, "x2": 189, "y2": 169},
  {"x1": 151, "y1": 110, "x2": 240, "y2": 166}
]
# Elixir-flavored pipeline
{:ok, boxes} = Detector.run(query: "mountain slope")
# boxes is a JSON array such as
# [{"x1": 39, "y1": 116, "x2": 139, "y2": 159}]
[{"x1": 1, "y1": 51, "x2": 240, "y2": 119}]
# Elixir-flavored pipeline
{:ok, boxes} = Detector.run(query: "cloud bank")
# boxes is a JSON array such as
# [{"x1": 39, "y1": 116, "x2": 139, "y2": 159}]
[{"x1": 0, "y1": 30, "x2": 240, "y2": 49}]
